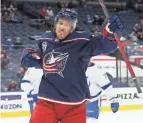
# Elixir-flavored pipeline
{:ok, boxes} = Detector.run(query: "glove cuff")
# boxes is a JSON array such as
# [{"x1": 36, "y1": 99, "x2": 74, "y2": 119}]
[{"x1": 102, "y1": 28, "x2": 116, "y2": 42}]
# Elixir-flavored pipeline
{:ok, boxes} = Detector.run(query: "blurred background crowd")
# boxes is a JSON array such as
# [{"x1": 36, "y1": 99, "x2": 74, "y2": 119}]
[{"x1": 1, "y1": 0, "x2": 143, "y2": 92}]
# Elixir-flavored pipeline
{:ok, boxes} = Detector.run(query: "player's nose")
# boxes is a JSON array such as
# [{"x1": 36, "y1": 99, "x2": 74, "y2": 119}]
[{"x1": 60, "y1": 25, "x2": 66, "y2": 30}]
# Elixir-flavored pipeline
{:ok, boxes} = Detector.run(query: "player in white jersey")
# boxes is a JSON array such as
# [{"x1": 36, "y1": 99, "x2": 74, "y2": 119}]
[
  {"x1": 20, "y1": 67, "x2": 43, "y2": 113},
  {"x1": 86, "y1": 61, "x2": 119, "y2": 122}
]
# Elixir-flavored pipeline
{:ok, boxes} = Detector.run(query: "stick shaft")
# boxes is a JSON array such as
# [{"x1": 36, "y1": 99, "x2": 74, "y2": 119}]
[{"x1": 99, "y1": 0, "x2": 142, "y2": 93}]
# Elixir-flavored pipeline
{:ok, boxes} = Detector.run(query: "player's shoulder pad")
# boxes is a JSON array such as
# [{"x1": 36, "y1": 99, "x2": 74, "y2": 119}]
[{"x1": 69, "y1": 31, "x2": 93, "y2": 41}]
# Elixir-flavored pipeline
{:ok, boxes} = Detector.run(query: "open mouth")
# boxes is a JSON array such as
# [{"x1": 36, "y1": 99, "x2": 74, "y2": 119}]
[{"x1": 59, "y1": 31, "x2": 65, "y2": 34}]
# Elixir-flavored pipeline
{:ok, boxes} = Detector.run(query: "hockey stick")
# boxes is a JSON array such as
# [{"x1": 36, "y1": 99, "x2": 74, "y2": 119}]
[{"x1": 99, "y1": 0, "x2": 142, "y2": 93}]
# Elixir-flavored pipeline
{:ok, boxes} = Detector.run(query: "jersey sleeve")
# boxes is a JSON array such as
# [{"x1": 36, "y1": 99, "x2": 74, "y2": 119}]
[
  {"x1": 86, "y1": 65, "x2": 117, "y2": 100},
  {"x1": 93, "y1": 71, "x2": 117, "y2": 101},
  {"x1": 94, "y1": 71, "x2": 111, "y2": 90},
  {"x1": 22, "y1": 68, "x2": 33, "y2": 82},
  {"x1": 80, "y1": 34, "x2": 117, "y2": 57},
  {"x1": 87, "y1": 66, "x2": 111, "y2": 89},
  {"x1": 21, "y1": 68, "x2": 34, "y2": 94}
]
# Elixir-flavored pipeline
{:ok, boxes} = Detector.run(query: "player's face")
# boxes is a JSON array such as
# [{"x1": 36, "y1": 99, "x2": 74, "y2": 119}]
[{"x1": 55, "y1": 18, "x2": 73, "y2": 40}]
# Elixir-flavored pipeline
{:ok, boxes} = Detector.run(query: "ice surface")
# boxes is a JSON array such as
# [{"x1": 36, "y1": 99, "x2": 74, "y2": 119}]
[{"x1": 1, "y1": 109, "x2": 143, "y2": 123}]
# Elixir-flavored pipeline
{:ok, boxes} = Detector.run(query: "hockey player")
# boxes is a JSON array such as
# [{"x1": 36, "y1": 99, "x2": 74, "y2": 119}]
[
  {"x1": 20, "y1": 67, "x2": 43, "y2": 113},
  {"x1": 86, "y1": 61, "x2": 119, "y2": 122},
  {"x1": 20, "y1": 63, "x2": 119, "y2": 118},
  {"x1": 21, "y1": 8, "x2": 124, "y2": 123}
]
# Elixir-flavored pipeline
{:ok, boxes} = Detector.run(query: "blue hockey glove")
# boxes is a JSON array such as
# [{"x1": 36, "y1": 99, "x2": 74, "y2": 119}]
[
  {"x1": 108, "y1": 15, "x2": 124, "y2": 33},
  {"x1": 110, "y1": 97, "x2": 119, "y2": 113},
  {"x1": 21, "y1": 48, "x2": 40, "y2": 68},
  {"x1": 102, "y1": 15, "x2": 124, "y2": 41}
]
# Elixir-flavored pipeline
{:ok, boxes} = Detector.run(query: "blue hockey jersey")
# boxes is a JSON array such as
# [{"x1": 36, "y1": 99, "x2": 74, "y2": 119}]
[{"x1": 23, "y1": 31, "x2": 117, "y2": 105}]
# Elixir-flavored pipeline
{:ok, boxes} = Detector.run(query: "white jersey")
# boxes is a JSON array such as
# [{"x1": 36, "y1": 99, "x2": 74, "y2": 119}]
[
  {"x1": 21, "y1": 67, "x2": 43, "y2": 94},
  {"x1": 86, "y1": 63, "x2": 116, "y2": 102}
]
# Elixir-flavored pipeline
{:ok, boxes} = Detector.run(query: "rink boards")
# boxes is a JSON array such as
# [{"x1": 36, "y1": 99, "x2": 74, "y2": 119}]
[
  {"x1": 1, "y1": 55, "x2": 143, "y2": 118},
  {"x1": 0, "y1": 87, "x2": 143, "y2": 118}
]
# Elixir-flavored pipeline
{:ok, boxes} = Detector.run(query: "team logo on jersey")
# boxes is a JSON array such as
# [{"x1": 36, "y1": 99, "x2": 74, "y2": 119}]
[
  {"x1": 42, "y1": 42, "x2": 47, "y2": 52},
  {"x1": 43, "y1": 51, "x2": 69, "y2": 77}
]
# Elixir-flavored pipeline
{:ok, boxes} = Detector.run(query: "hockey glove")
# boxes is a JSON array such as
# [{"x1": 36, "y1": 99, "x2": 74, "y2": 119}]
[
  {"x1": 108, "y1": 15, "x2": 124, "y2": 33},
  {"x1": 21, "y1": 48, "x2": 41, "y2": 68},
  {"x1": 103, "y1": 15, "x2": 124, "y2": 41},
  {"x1": 110, "y1": 97, "x2": 119, "y2": 113}
]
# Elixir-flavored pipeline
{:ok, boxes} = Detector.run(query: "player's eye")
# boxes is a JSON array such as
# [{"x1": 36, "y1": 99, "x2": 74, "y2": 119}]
[
  {"x1": 58, "y1": 21, "x2": 70, "y2": 29},
  {"x1": 58, "y1": 21, "x2": 63, "y2": 25}
]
